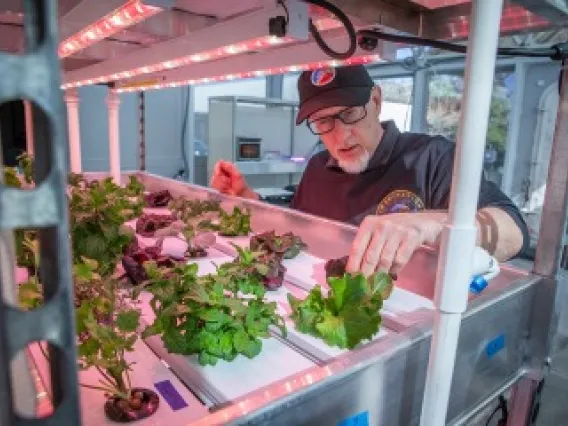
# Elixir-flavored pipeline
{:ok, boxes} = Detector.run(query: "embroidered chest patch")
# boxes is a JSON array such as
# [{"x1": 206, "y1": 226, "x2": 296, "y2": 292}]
[{"x1": 376, "y1": 190, "x2": 425, "y2": 215}]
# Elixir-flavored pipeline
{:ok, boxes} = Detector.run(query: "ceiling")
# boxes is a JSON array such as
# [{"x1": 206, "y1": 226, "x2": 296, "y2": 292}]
[{"x1": 0, "y1": 0, "x2": 563, "y2": 90}]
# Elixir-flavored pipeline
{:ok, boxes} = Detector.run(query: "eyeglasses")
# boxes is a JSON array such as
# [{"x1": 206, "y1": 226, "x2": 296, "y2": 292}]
[{"x1": 307, "y1": 105, "x2": 367, "y2": 135}]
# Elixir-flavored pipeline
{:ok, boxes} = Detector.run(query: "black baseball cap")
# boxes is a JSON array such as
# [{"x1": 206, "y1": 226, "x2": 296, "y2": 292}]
[{"x1": 296, "y1": 64, "x2": 374, "y2": 125}]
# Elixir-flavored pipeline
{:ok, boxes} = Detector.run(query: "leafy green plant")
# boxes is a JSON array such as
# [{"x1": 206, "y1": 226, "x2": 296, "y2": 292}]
[
  {"x1": 3, "y1": 166, "x2": 21, "y2": 188},
  {"x1": 250, "y1": 230, "x2": 307, "y2": 260},
  {"x1": 68, "y1": 176, "x2": 144, "y2": 277},
  {"x1": 18, "y1": 252, "x2": 142, "y2": 401},
  {"x1": 16, "y1": 152, "x2": 34, "y2": 184},
  {"x1": 1, "y1": 165, "x2": 36, "y2": 269},
  {"x1": 287, "y1": 272, "x2": 393, "y2": 349},
  {"x1": 142, "y1": 247, "x2": 286, "y2": 366},
  {"x1": 74, "y1": 259, "x2": 141, "y2": 400},
  {"x1": 199, "y1": 206, "x2": 251, "y2": 237},
  {"x1": 168, "y1": 197, "x2": 221, "y2": 222}
]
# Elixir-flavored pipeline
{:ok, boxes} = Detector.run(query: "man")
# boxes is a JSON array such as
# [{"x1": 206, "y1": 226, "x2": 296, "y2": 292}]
[{"x1": 211, "y1": 65, "x2": 528, "y2": 277}]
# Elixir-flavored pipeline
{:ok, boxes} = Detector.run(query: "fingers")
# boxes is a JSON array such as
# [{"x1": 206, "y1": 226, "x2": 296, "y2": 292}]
[
  {"x1": 346, "y1": 218, "x2": 374, "y2": 274},
  {"x1": 389, "y1": 227, "x2": 421, "y2": 276},
  {"x1": 348, "y1": 217, "x2": 425, "y2": 277},
  {"x1": 211, "y1": 161, "x2": 252, "y2": 198},
  {"x1": 360, "y1": 230, "x2": 388, "y2": 277},
  {"x1": 376, "y1": 229, "x2": 403, "y2": 274}
]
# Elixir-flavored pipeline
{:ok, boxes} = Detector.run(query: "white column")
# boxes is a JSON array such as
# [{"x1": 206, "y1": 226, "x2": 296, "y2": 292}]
[
  {"x1": 419, "y1": 1, "x2": 504, "y2": 426},
  {"x1": 23, "y1": 100, "x2": 34, "y2": 155},
  {"x1": 64, "y1": 89, "x2": 82, "y2": 173},
  {"x1": 106, "y1": 91, "x2": 121, "y2": 185}
]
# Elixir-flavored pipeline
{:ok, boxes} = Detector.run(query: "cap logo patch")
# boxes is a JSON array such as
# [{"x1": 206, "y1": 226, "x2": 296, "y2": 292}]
[{"x1": 311, "y1": 68, "x2": 336, "y2": 86}]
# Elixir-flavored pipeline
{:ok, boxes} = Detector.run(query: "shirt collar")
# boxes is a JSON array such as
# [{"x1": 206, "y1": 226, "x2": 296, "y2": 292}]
[{"x1": 325, "y1": 120, "x2": 401, "y2": 171}]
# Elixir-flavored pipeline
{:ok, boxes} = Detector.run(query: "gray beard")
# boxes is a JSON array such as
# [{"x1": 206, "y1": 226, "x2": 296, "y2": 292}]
[{"x1": 337, "y1": 149, "x2": 371, "y2": 174}]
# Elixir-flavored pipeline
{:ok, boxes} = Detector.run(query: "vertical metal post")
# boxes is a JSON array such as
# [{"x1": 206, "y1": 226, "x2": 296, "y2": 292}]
[
  {"x1": 420, "y1": 1, "x2": 504, "y2": 425},
  {"x1": 184, "y1": 86, "x2": 196, "y2": 183},
  {"x1": 107, "y1": 90, "x2": 121, "y2": 185},
  {"x1": 0, "y1": 0, "x2": 82, "y2": 424},
  {"x1": 138, "y1": 92, "x2": 146, "y2": 171},
  {"x1": 501, "y1": 60, "x2": 526, "y2": 197},
  {"x1": 410, "y1": 69, "x2": 428, "y2": 133}
]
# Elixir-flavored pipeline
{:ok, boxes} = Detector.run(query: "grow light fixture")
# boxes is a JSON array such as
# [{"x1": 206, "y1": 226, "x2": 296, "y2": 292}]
[
  {"x1": 61, "y1": 16, "x2": 342, "y2": 90},
  {"x1": 113, "y1": 54, "x2": 382, "y2": 93},
  {"x1": 61, "y1": 35, "x2": 295, "y2": 89},
  {"x1": 59, "y1": 0, "x2": 163, "y2": 58}
]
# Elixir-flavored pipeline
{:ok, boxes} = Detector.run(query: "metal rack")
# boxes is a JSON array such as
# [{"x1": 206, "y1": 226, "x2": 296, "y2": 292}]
[
  {"x1": 1, "y1": 1, "x2": 567, "y2": 425},
  {"x1": 0, "y1": 1, "x2": 81, "y2": 425}
]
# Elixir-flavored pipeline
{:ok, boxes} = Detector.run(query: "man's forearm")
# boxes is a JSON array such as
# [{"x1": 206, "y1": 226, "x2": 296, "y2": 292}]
[
  {"x1": 476, "y1": 207, "x2": 523, "y2": 261},
  {"x1": 421, "y1": 209, "x2": 523, "y2": 261}
]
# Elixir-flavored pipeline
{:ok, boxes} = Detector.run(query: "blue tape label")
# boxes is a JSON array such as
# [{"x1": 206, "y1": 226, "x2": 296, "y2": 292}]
[
  {"x1": 337, "y1": 410, "x2": 369, "y2": 426},
  {"x1": 154, "y1": 380, "x2": 188, "y2": 411},
  {"x1": 485, "y1": 334, "x2": 505, "y2": 358}
]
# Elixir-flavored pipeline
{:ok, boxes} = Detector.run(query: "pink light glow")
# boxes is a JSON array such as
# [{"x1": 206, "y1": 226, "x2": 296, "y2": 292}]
[
  {"x1": 58, "y1": 0, "x2": 163, "y2": 58},
  {"x1": 62, "y1": 16, "x2": 343, "y2": 90},
  {"x1": 112, "y1": 54, "x2": 383, "y2": 93}
]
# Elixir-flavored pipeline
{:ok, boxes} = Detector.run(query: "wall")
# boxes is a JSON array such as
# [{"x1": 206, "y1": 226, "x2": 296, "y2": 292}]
[
  {"x1": 77, "y1": 86, "x2": 189, "y2": 179},
  {"x1": 144, "y1": 87, "x2": 187, "y2": 179},
  {"x1": 77, "y1": 86, "x2": 137, "y2": 172}
]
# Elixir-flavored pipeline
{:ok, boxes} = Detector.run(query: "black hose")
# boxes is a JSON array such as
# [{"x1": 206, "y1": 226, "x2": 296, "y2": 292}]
[
  {"x1": 357, "y1": 29, "x2": 566, "y2": 59},
  {"x1": 302, "y1": 0, "x2": 357, "y2": 60}
]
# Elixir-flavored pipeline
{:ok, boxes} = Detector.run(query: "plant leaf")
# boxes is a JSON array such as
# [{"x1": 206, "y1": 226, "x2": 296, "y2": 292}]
[{"x1": 116, "y1": 310, "x2": 140, "y2": 332}]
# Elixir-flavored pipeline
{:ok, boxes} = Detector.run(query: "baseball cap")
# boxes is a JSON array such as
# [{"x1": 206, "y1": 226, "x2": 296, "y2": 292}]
[{"x1": 296, "y1": 64, "x2": 374, "y2": 125}]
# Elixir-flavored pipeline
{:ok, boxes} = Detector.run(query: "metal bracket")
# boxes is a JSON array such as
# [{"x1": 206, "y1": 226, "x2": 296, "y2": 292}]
[{"x1": 0, "y1": 1, "x2": 81, "y2": 425}]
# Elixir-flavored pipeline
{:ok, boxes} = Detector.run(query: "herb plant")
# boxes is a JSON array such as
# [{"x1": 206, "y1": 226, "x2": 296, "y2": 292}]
[
  {"x1": 3, "y1": 166, "x2": 21, "y2": 188},
  {"x1": 68, "y1": 176, "x2": 144, "y2": 277},
  {"x1": 287, "y1": 272, "x2": 393, "y2": 349},
  {"x1": 168, "y1": 197, "x2": 221, "y2": 222},
  {"x1": 144, "y1": 189, "x2": 172, "y2": 207},
  {"x1": 73, "y1": 259, "x2": 141, "y2": 401},
  {"x1": 199, "y1": 206, "x2": 251, "y2": 237},
  {"x1": 250, "y1": 230, "x2": 306, "y2": 260},
  {"x1": 16, "y1": 152, "x2": 34, "y2": 184},
  {"x1": 143, "y1": 246, "x2": 286, "y2": 366},
  {"x1": 17, "y1": 241, "x2": 142, "y2": 402},
  {"x1": 1, "y1": 164, "x2": 37, "y2": 270}
]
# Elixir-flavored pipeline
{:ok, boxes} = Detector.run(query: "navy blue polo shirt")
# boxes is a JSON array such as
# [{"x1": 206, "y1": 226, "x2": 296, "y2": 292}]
[{"x1": 290, "y1": 120, "x2": 529, "y2": 256}]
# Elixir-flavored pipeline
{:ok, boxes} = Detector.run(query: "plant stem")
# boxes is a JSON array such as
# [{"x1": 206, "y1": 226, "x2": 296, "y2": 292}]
[
  {"x1": 95, "y1": 366, "x2": 118, "y2": 389},
  {"x1": 79, "y1": 382, "x2": 126, "y2": 399},
  {"x1": 124, "y1": 359, "x2": 132, "y2": 393}
]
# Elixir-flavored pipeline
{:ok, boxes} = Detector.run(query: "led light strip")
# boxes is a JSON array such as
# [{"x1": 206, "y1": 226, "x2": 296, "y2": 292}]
[
  {"x1": 113, "y1": 54, "x2": 382, "y2": 93},
  {"x1": 61, "y1": 17, "x2": 342, "y2": 89},
  {"x1": 62, "y1": 35, "x2": 296, "y2": 89},
  {"x1": 59, "y1": 0, "x2": 163, "y2": 58}
]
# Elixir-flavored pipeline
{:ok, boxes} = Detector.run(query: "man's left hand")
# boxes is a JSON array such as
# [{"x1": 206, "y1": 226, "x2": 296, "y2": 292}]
[{"x1": 346, "y1": 213, "x2": 446, "y2": 277}]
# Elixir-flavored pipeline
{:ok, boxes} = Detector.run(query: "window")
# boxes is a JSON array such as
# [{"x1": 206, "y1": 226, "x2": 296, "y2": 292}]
[
  {"x1": 374, "y1": 76, "x2": 413, "y2": 132},
  {"x1": 194, "y1": 78, "x2": 267, "y2": 113},
  {"x1": 426, "y1": 70, "x2": 515, "y2": 188},
  {"x1": 282, "y1": 73, "x2": 300, "y2": 102}
]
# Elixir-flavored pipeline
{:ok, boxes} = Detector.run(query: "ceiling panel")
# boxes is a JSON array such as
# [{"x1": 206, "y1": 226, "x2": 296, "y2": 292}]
[{"x1": 173, "y1": 0, "x2": 263, "y2": 19}]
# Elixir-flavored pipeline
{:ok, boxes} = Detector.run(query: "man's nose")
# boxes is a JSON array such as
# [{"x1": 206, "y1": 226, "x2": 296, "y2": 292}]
[{"x1": 333, "y1": 119, "x2": 351, "y2": 140}]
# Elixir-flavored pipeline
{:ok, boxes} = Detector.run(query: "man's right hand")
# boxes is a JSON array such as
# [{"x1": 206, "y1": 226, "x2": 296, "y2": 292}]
[{"x1": 210, "y1": 160, "x2": 259, "y2": 200}]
